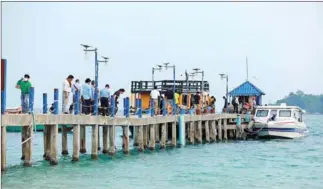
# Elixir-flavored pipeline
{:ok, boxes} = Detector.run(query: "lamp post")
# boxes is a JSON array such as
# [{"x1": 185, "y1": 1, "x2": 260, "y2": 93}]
[
  {"x1": 192, "y1": 68, "x2": 205, "y2": 110},
  {"x1": 81, "y1": 44, "x2": 109, "y2": 115},
  {"x1": 152, "y1": 65, "x2": 163, "y2": 87},
  {"x1": 219, "y1": 73, "x2": 229, "y2": 109}
]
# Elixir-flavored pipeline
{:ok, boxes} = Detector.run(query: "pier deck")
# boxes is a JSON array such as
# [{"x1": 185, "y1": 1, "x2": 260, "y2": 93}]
[{"x1": 1, "y1": 113, "x2": 249, "y2": 172}]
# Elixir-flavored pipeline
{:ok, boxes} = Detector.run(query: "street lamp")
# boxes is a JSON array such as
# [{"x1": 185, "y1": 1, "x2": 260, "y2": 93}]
[
  {"x1": 152, "y1": 64, "x2": 163, "y2": 86},
  {"x1": 192, "y1": 68, "x2": 205, "y2": 110},
  {"x1": 219, "y1": 73, "x2": 229, "y2": 109},
  {"x1": 81, "y1": 44, "x2": 109, "y2": 115}
]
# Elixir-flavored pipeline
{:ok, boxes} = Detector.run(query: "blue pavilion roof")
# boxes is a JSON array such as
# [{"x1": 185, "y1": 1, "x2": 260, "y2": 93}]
[{"x1": 228, "y1": 81, "x2": 265, "y2": 97}]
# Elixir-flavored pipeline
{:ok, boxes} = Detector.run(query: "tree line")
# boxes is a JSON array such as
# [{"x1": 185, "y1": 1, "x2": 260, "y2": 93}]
[{"x1": 275, "y1": 90, "x2": 323, "y2": 114}]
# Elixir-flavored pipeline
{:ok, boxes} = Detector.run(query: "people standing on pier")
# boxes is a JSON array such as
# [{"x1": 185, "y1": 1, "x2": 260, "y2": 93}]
[
  {"x1": 100, "y1": 84, "x2": 111, "y2": 116},
  {"x1": 193, "y1": 91, "x2": 201, "y2": 112},
  {"x1": 223, "y1": 96, "x2": 228, "y2": 112},
  {"x1": 113, "y1": 88, "x2": 125, "y2": 115},
  {"x1": 90, "y1": 80, "x2": 95, "y2": 114},
  {"x1": 174, "y1": 90, "x2": 180, "y2": 113},
  {"x1": 150, "y1": 86, "x2": 160, "y2": 115},
  {"x1": 71, "y1": 79, "x2": 81, "y2": 113},
  {"x1": 165, "y1": 88, "x2": 174, "y2": 115},
  {"x1": 62, "y1": 75, "x2": 74, "y2": 114},
  {"x1": 210, "y1": 96, "x2": 216, "y2": 112},
  {"x1": 16, "y1": 74, "x2": 32, "y2": 114},
  {"x1": 81, "y1": 78, "x2": 93, "y2": 115},
  {"x1": 232, "y1": 97, "x2": 239, "y2": 114}
]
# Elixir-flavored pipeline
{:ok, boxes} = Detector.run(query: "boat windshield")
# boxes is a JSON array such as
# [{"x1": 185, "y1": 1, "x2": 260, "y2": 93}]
[{"x1": 256, "y1": 110, "x2": 269, "y2": 117}]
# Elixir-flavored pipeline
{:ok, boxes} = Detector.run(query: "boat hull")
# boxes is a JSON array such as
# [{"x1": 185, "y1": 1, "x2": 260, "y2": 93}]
[{"x1": 253, "y1": 122, "x2": 308, "y2": 139}]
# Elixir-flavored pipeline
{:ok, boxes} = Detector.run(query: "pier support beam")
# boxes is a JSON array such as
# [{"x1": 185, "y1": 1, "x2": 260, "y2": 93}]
[
  {"x1": 155, "y1": 124, "x2": 160, "y2": 143},
  {"x1": 98, "y1": 126, "x2": 101, "y2": 151},
  {"x1": 72, "y1": 124, "x2": 80, "y2": 162},
  {"x1": 80, "y1": 126, "x2": 86, "y2": 153},
  {"x1": 1, "y1": 126, "x2": 7, "y2": 172},
  {"x1": 143, "y1": 125, "x2": 148, "y2": 149},
  {"x1": 205, "y1": 121, "x2": 210, "y2": 143},
  {"x1": 217, "y1": 120, "x2": 222, "y2": 141},
  {"x1": 23, "y1": 126, "x2": 33, "y2": 167},
  {"x1": 108, "y1": 125, "x2": 115, "y2": 155},
  {"x1": 189, "y1": 121, "x2": 195, "y2": 144},
  {"x1": 223, "y1": 119, "x2": 228, "y2": 140},
  {"x1": 49, "y1": 124, "x2": 58, "y2": 165},
  {"x1": 171, "y1": 122, "x2": 176, "y2": 147},
  {"x1": 210, "y1": 120, "x2": 217, "y2": 142},
  {"x1": 134, "y1": 127, "x2": 139, "y2": 146},
  {"x1": 123, "y1": 126, "x2": 130, "y2": 154},
  {"x1": 43, "y1": 125, "x2": 50, "y2": 160},
  {"x1": 197, "y1": 121, "x2": 202, "y2": 144},
  {"x1": 91, "y1": 125, "x2": 98, "y2": 159},
  {"x1": 21, "y1": 127, "x2": 26, "y2": 160},
  {"x1": 61, "y1": 125, "x2": 68, "y2": 155},
  {"x1": 102, "y1": 126, "x2": 109, "y2": 154},
  {"x1": 160, "y1": 123, "x2": 166, "y2": 149},
  {"x1": 138, "y1": 126, "x2": 144, "y2": 151},
  {"x1": 149, "y1": 124, "x2": 156, "y2": 150}
]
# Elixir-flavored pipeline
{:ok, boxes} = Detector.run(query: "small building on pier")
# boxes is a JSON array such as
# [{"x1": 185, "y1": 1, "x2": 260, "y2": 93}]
[
  {"x1": 228, "y1": 81, "x2": 265, "y2": 112},
  {"x1": 130, "y1": 80, "x2": 210, "y2": 110}
]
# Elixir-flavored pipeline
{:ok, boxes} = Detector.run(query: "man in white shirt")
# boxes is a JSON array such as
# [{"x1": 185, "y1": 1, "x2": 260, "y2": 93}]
[
  {"x1": 62, "y1": 75, "x2": 74, "y2": 114},
  {"x1": 150, "y1": 86, "x2": 160, "y2": 115}
]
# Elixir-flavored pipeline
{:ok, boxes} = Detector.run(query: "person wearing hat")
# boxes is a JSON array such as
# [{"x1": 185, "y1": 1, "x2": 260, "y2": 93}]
[{"x1": 16, "y1": 74, "x2": 32, "y2": 114}]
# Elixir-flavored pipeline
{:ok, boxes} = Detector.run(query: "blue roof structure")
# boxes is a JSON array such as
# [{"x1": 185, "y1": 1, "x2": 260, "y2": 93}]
[{"x1": 228, "y1": 81, "x2": 265, "y2": 97}]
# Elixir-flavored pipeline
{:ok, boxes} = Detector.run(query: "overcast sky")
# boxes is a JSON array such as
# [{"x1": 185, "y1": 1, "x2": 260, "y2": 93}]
[{"x1": 2, "y1": 2, "x2": 323, "y2": 110}]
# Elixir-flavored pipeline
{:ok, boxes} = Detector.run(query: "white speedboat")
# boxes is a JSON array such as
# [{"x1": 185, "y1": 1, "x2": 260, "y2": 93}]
[{"x1": 252, "y1": 103, "x2": 308, "y2": 139}]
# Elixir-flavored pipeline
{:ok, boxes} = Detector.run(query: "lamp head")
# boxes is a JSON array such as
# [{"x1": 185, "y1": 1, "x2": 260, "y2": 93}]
[
  {"x1": 81, "y1": 44, "x2": 91, "y2": 50},
  {"x1": 219, "y1": 73, "x2": 227, "y2": 79},
  {"x1": 163, "y1": 62, "x2": 170, "y2": 68}
]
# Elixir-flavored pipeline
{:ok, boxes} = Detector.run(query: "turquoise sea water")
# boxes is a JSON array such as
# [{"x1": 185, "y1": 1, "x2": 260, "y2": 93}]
[{"x1": 2, "y1": 115, "x2": 323, "y2": 189}]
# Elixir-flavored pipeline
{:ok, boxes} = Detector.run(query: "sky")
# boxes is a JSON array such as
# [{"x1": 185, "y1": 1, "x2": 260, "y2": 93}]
[{"x1": 2, "y1": 2, "x2": 323, "y2": 110}]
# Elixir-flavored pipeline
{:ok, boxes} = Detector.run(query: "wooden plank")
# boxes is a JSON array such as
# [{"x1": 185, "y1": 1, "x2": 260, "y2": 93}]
[
  {"x1": 49, "y1": 124, "x2": 58, "y2": 165},
  {"x1": 189, "y1": 121, "x2": 195, "y2": 144},
  {"x1": 205, "y1": 120, "x2": 210, "y2": 143},
  {"x1": 62, "y1": 125, "x2": 68, "y2": 155},
  {"x1": 149, "y1": 124, "x2": 155, "y2": 150},
  {"x1": 138, "y1": 126, "x2": 144, "y2": 151},
  {"x1": 171, "y1": 122, "x2": 176, "y2": 147},
  {"x1": 1, "y1": 126, "x2": 7, "y2": 172},
  {"x1": 72, "y1": 124, "x2": 80, "y2": 162},
  {"x1": 123, "y1": 126, "x2": 130, "y2": 154},
  {"x1": 160, "y1": 123, "x2": 166, "y2": 149},
  {"x1": 80, "y1": 125, "x2": 86, "y2": 153},
  {"x1": 102, "y1": 126, "x2": 109, "y2": 154},
  {"x1": 91, "y1": 125, "x2": 98, "y2": 159},
  {"x1": 108, "y1": 125, "x2": 115, "y2": 155}
]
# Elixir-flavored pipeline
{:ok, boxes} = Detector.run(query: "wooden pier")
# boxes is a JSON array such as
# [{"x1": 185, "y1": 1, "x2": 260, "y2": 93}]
[{"x1": 0, "y1": 113, "x2": 248, "y2": 171}]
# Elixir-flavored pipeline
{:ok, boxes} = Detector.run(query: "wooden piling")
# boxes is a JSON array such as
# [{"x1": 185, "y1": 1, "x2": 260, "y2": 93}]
[
  {"x1": 223, "y1": 119, "x2": 228, "y2": 140},
  {"x1": 197, "y1": 121, "x2": 202, "y2": 143},
  {"x1": 217, "y1": 120, "x2": 222, "y2": 140},
  {"x1": 189, "y1": 121, "x2": 195, "y2": 144},
  {"x1": 1, "y1": 126, "x2": 7, "y2": 172},
  {"x1": 123, "y1": 126, "x2": 130, "y2": 154},
  {"x1": 49, "y1": 124, "x2": 58, "y2": 165},
  {"x1": 43, "y1": 125, "x2": 48, "y2": 159},
  {"x1": 143, "y1": 125, "x2": 148, "y2": 149},
  {"x1": 205, "y1": 120, "x2": 210, "y2": 143},
  {"x1": 91, "y1": 125, "x2": 98, "y2": 159},
  {"x1": 149, "y1": 124, "x2": 156, "y2": 150},
  {"x1": 80, "y1": 125, "x2": 86, "y2": 153},
  {"x1": 160, "y1": 123, "x2": 166, "y2": 149},
  {"x1": 138, "y1": 126, "x2": 144, "y2": 151},
  {"x1": 108, "y1": 125, "x2": 115, "y2": 155},
  {"x1": 134, "y1": 127, "x2": 139, "y2": 146},
  {"x1": 72, "y1": 124, "x2": 80, "y2": 162},
  {"x1": 155, "y1": 124, "x2": 160, "y2": 143},
  {"x1": 210, "y1": 120, "x2": 217, "y2": 142},
  {"x1": 62, "y1": 125, "x2": 68, "y2": 155},
  {"x1": 23, "y1": 126, "x2": 33, "y2": 167},
  {"x1": 171, "y1": 122, "x2": 176, "y2": 147},
  {"x1": 98, "y1": 126, "x2": 101, "y2": 151},
  {"x1": 102, "y1": 126, "x2": 109, "y2": 154},
  {"x1": 44, "y1": 126, "x2": 51, "y2": 160},
  {"x1": 21, "y1": 127, "x2": 26, "y2": 160}
]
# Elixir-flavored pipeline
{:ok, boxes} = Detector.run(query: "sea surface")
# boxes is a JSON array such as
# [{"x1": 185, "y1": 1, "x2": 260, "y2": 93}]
[{"x1": 2, "y1": 115, "x2": 323, "y2": 189}]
